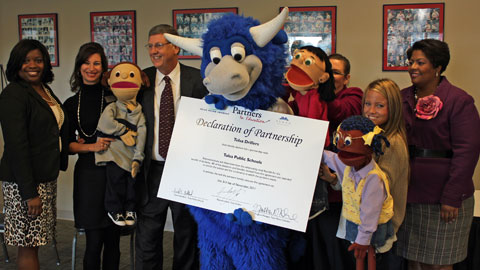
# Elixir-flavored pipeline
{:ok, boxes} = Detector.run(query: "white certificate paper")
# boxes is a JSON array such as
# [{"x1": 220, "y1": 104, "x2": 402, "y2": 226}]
[{"x1": 158, "y1": 97, "x2": 329, "y2": 231}]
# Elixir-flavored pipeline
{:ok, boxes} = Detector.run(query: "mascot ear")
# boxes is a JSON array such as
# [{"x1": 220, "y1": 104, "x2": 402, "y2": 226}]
[
  {"x1": 272, "y1": 30, "x2": 288, "y2": 45},
  {"x1": 101, "y1": 70, "x2": 111, "y2": 87},
  {"x1": 140, "y1": 70, "x2": 150, "y2": 87}
]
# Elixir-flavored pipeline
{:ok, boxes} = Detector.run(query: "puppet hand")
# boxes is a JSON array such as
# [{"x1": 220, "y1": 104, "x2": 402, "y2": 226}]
[
  {"x1": 225, "y1": 208, "x2": 253, "y2": 226},
  {"x1": 319, "y1": 163, "x2": 338, "y2": 185},
  {"x1": 125, "y1": 103, "x2": 137, "y2": 112},
  {"x1": 131, "y1": 161, "x2": 140, "y2": 178},
  {"x1": 348, "y1": 243, "x2": 369, "y2": 260},
  {"x1": 120, "y1": 130, "x2": 138, "y2": 146}
]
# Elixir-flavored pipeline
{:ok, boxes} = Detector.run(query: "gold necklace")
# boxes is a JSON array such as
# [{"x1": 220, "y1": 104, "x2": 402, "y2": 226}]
[{"x1": 44, "y1": 86, "x2": 64, "y2": 129}]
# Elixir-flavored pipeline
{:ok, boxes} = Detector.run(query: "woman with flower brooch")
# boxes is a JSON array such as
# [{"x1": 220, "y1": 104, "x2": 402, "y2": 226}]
[{"x1": 396, "y1": 39, "x2": 480, "y2": 270}]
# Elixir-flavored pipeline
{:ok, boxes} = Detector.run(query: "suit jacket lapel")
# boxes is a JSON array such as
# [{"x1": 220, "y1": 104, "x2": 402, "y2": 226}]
[
  {"x1": 23, "y1": 82, "x2": 56, "y2": 119},
  {"x1": 179, "y1": 64, "x2": 194, "y2": 97}
]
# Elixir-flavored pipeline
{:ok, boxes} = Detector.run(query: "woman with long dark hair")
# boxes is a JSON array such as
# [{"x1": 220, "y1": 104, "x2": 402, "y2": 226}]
[{"x1": 63, "y1": 42, "x2": 120, "y2": 269}]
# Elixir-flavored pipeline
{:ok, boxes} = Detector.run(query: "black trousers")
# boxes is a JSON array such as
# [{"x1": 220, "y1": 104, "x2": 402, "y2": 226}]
[
  {"x1": 291, "y1": 202, "x2": 355, "y2": 270},
  {"x1": 83, "y1": 225, "x2": 121, "y2": 270},
  {"x1": 105, "y1": 162, "x2": 136, "y2": 213},
  {"x1": 135, "y1": 161, "x2": 199, "y2": 270}
]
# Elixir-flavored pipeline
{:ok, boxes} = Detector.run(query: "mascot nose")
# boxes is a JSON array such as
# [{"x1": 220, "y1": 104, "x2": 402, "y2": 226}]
[{"x1": 203, "y1": 77, "x2": 211, "y2": 86}]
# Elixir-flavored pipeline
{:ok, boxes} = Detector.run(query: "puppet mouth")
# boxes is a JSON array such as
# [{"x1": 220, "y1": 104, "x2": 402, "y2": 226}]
[
  {"x1": 111, "y1": 82, "x2": 139, "y2": 88},
  {"x1": 338, "y1": 150, "x2": 371, "y2": 168},
  {"x1": 338, "y1": 151, "x2": 365, "y2": 159},
  {"x1": 286, "y1": 65, "x2": 313, "y2": 86}
]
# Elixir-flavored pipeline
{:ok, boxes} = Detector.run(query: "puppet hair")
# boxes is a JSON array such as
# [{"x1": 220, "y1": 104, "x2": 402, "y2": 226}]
[
  {"x1": 340, "y1": 115, "x2": 390, "y2": 156},
  {"x1": 298, "y1": 45, "x2": 336, "y2": 102},
  {"x1": 101, "y1": 62, "x2": 150, "y2": 88}
]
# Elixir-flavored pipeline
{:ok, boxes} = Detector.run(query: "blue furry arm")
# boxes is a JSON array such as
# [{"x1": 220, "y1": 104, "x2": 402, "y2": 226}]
[{"x1": 204, "y1": 94, "x2": 228, "y2": 110}]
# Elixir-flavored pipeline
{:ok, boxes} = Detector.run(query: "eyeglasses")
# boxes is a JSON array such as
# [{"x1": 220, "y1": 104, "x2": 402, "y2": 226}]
[
  {"x1": 333, "y1": 131, "x2": 363, "y2": 146},
  {"x1": 332, "y1": 70, "x2": 346, "y2": 76},
  {"x1": 144, "y1": 42, "x2": 171, "y2": 50}
]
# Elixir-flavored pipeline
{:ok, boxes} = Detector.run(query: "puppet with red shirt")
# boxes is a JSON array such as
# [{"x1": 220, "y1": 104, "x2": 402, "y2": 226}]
[
  {"x1": 285, "y1": 46, "x2": 336, "y2": 219},
  {"x1": 321, "y1": 115, "x2": 392, "y2": 270},
  {"x1": 285, "y1": 45, "x2": 336, "y2": 146}
]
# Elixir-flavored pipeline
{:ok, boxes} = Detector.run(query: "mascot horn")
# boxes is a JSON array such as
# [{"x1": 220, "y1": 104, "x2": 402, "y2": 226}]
[{"x1": 165, "y1": 7, "x2": 292, "y2": 113}]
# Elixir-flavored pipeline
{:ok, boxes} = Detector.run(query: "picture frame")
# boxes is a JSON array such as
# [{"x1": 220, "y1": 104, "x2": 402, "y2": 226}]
[
  {"x1": 173, "y1": 8, "x2": 238, "y2": 59},
  {"x1": 18, "y1": 13, "x2": 59, "y2": 67},
  {"x1": 90, "y1": 10, "x2": 136, "y2": 68},
  {"x1": 383, "y1": 3, "x2": 444, "y2": 71},
  {"x1": 281, "y1": 6, "x2": 336, "y2": 62}
]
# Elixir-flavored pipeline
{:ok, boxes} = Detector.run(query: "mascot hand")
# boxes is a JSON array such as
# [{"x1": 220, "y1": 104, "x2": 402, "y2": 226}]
[
  {"x1": 205, "y1": 94, "x2": 227, "y2": 110},
  {"x1": 120, "y1": 130, "x2": 138, "y2": 146},
  {"x1": 348, "y1": 242, "x2": 370, "y2": 260},
  {"x1": 131, "y1": 161, "x2": 140, "y2": 178},
  {"x1": 225, "y1": 208, "x2": 253, "y2": 226}
]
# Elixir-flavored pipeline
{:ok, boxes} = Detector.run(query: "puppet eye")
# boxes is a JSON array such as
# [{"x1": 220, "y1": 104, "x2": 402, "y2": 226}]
[
  {"x1": 294, "y1": 52, "x2": 302, "y2": 59},
  {"x1": 209, "y1": 47, "x2": 222, "y2": 65},
  {"x1": 305, "y1": 58, "x2": 314, "y2": 66},
  {"x1": 129, "y1": 71, "x2": 135, "y2": 78},
  {"x1": 334, "y1": 132, "x2": 340, "y2": 145},
  {"x1": 115, "y1": 71, "x2": 121, "y2": 77},
  {"x1": 231, "y1": 43, "x2": 246, "y2": 62},
  {"x1": 344, "y1": 136, "x2": 353, "y2": 146}
]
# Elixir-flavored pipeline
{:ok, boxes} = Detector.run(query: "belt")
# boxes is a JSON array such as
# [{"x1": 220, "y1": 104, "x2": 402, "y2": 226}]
[{"x1": 409, "y1": 145, "x2": 453, "y2": 159}]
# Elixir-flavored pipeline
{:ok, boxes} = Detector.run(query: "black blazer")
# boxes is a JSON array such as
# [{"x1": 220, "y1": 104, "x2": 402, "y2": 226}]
[
  {"x1": 137, "y1": 64, "x2": 208, "y2": 205},
  {"x1": 0, "y1": 81, "x2": 69, "y2": 200}
]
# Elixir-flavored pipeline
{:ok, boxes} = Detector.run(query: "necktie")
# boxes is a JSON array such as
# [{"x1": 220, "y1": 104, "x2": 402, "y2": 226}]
[{"x1": 158, "y1": 76, "x2": 174, "y2": 159}]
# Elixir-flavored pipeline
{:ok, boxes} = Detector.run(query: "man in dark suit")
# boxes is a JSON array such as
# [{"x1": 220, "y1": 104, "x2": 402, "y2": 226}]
[{"x1": 135, "y1": 24, "x2": 208, "y2": 270}]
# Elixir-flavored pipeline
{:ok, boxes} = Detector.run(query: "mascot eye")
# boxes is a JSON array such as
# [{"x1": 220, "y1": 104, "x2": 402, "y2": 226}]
[
  {"x1": 209, "y1": 47, "x2": 222, "y2": 65},
  {"x1": 305, "y1": 58, "x2": 315, "y2": 66},
  {"x1": 231, "y1": 44, "x2": 246, "y2": 62},
  {"x1": 344, "y1": 136, "x2": 353, "y2": 146},
  {"x1": 129, "y1": 71, "x2": 135, "y2": 78},
  {"x1": 115, "y1": 71, "x2": 121, "y2": 77},
  {"x1": 294, "y1": 52, "x2": 302, "y2": 60}
]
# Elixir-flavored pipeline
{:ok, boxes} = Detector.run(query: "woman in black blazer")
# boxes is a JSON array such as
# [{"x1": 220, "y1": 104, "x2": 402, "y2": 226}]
[{"x1": 0, "y1": 39, "x2": 68, "y2": 270}]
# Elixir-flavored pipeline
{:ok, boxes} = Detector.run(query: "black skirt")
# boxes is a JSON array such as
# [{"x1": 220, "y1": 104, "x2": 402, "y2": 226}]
[{"x1": 73, "y1": 155, "x2": 111, "y2": 229}]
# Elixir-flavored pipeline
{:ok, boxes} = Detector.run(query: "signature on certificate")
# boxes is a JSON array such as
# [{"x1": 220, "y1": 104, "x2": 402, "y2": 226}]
[
  {"x1": 216, "y1": 186, "x2": 245, "y2": 198},
  {"x1": 173, "y1": 188, "x2": 193, "y2": 196},
  {"x1": 251, "y1": 204, "x2": 298, "y2": 221}
]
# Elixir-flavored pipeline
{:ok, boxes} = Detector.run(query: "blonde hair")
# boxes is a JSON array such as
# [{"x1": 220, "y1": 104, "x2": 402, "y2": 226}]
[{"x1": 362, "y1": 78, "x2": 407, "y2": 144}]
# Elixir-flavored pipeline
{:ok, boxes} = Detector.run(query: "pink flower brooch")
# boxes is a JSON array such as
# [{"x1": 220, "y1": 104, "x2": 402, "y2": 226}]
[{"x1": 416, "y1": 95, "x2": 443, "y2": 120}]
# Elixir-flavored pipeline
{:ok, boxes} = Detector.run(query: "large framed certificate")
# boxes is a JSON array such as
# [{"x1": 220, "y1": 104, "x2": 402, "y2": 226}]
[{"x1": 158, "y1": 97, "x2": 328, "y2": 231}]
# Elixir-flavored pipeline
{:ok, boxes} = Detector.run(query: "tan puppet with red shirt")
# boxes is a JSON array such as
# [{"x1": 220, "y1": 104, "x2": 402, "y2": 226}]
[
  {"x1": 285, "y1": 45, "x2": 336, "y2": 147},
  {"x1": 95, "y1": 62, "x2": 149, "y2": 227}
]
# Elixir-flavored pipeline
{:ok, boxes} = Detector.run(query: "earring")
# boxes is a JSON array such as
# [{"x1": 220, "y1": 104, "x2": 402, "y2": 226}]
[{"x1": 436, "y1": 72, "x2": 439, "y2": 77}]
